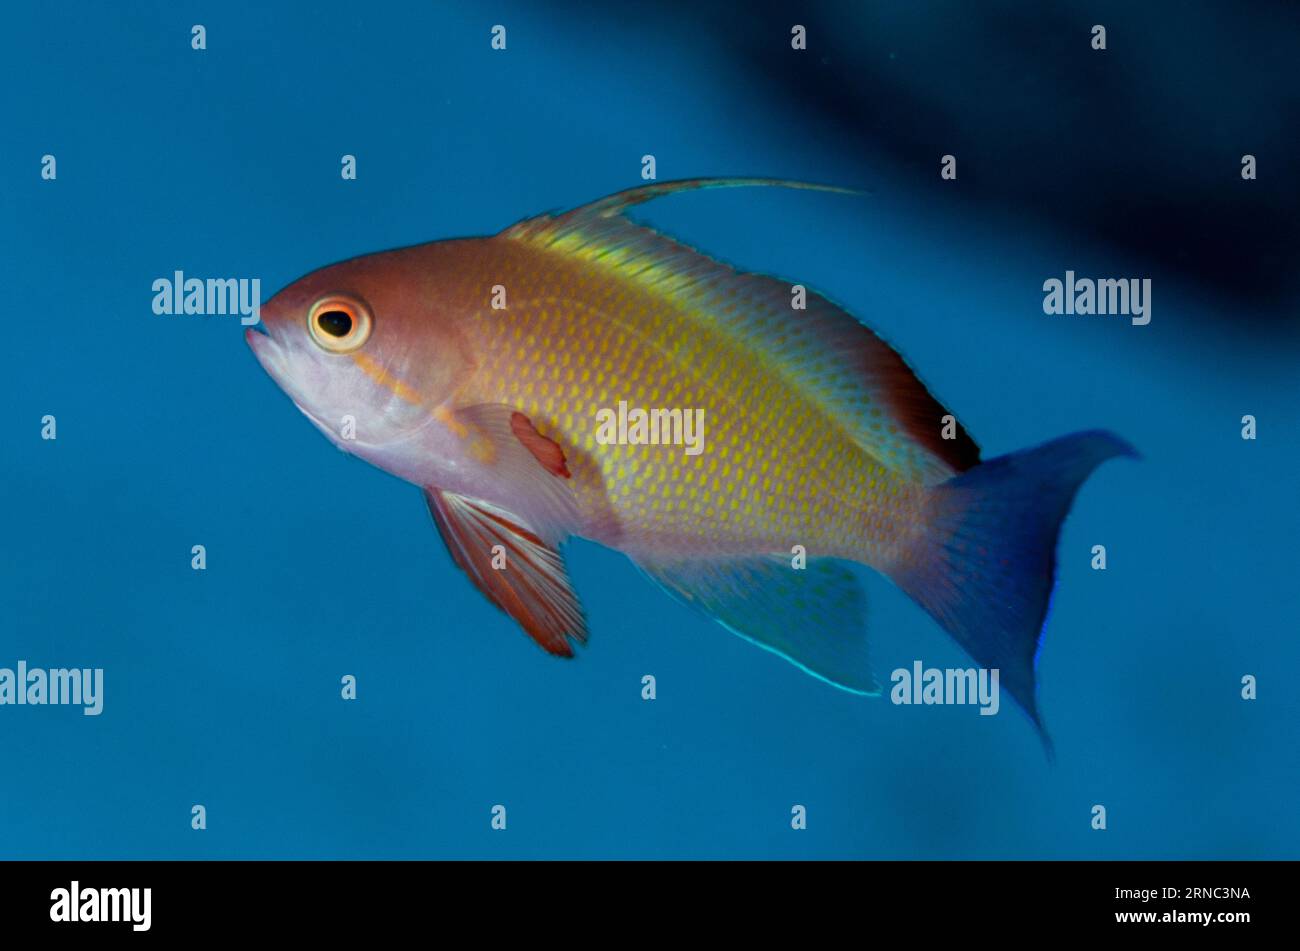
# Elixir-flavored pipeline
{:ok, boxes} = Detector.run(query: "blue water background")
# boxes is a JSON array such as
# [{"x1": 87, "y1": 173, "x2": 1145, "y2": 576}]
[{"x1": 3, "y1": 1, "x2": 1296, "y2": 858}]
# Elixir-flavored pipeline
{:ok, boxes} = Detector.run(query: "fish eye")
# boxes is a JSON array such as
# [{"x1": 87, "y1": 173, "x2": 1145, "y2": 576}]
[{"x1": 307, "y1": 295, "x2": 372, "y2": 353}]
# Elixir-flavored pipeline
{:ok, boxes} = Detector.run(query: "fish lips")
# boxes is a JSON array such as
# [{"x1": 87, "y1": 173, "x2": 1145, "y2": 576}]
[
  {"x1": 245, "y1": 324, "x2": 289, "y2": 379},
  {"x1": 245, "y1": 326, "x2": 343, "y2": 440},
  {"x1": 245, "y1": 324, "x2": 299, "y2": 404}
]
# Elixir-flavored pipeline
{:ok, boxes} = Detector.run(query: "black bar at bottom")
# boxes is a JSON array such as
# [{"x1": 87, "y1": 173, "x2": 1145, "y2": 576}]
[{"x1": 0, "y1": 860, "x2": 1283, "y2": 938}]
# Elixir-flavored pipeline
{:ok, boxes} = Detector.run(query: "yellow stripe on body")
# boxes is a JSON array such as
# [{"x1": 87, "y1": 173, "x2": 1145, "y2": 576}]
[
  {"x1": 351, "y1": 349, "x2": 495, "y2": 462},
  {"x1": 351, "y1": 351, "x2": 425, "y2": 405}
]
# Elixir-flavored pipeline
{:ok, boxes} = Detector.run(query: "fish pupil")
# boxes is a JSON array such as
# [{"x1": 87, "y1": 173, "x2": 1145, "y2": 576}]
[{"x1": 318, "y1": 310, "x2": 353, "y2": 337}]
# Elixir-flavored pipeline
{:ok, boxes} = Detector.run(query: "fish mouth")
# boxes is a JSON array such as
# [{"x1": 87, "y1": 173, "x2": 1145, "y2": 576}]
[
  {"x1": 245, "y1": 324, "x2": 298, "y2": 400},
  {"x1": 245, "y1": 324, "x2": 284, "y2": 376},
  {"x1": 245, "y1": 327, "x2": 337, "y2": 437}
]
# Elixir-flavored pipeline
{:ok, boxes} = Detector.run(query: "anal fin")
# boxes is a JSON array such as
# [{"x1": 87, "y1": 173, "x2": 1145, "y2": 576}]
[
  {"x1": 425, "y1": 489, "x2": 587, "y2": 656},
  {"x1": 634, "y1": 554, "x2": 877, "y2": 694}
]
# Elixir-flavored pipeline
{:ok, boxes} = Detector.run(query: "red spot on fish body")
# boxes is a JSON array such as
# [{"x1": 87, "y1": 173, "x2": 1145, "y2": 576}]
[{"x1": 510, "y1": 411, "x2": 571, "y2": 478}]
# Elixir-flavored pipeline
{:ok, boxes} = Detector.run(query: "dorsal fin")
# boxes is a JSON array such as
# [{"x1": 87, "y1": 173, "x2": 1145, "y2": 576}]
[
  {"x1": 500, "y1": 178, "x2": 979, "y2": 483},
  {"x1": 511, "y1": 177, "x2": 859, "y2": 225}
]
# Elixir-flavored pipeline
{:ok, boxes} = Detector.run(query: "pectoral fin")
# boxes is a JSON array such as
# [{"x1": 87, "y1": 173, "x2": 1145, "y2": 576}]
[
  {"x1": 425, "y1": 489, "x2": 587, "y2": 656},
  {"x1": 449, "y1": 402, "x2": 579, "y2": 542}
]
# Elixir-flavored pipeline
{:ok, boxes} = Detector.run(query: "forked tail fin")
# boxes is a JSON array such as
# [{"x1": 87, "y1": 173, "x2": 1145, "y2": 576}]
[{"x1": 888, "y1": 430, "x2": 1137, "y2": 746}]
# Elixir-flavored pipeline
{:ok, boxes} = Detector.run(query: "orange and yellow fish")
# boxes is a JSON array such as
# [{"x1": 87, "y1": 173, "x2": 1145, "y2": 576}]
[{"x1": 247, "y1": 179, "x2": 1134, "y2": 739}]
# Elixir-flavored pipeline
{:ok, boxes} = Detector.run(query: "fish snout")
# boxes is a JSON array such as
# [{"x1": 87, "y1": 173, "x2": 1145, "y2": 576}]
[
  {"x1": 246, "y1": 323, "x2": 272, "y2": 357},
  {"x1": 245, "y1": 324, "x2": 287, "y2": 380}
]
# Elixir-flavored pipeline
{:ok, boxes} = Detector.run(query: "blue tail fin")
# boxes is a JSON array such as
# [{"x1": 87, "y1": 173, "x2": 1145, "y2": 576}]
[{"x1": 890, "y1": 430, "x2": 1137, "y2": 744}]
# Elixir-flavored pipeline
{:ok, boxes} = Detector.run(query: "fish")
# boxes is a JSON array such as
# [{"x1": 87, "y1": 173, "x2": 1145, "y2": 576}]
[{"x1": 246, "y1": 178, "x2": 1135, "y2": 742}]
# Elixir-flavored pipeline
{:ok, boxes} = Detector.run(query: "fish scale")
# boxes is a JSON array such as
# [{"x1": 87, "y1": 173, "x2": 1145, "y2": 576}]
[{"x1": 459, "y1": 240, "x2": 898, "y2": 559}]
